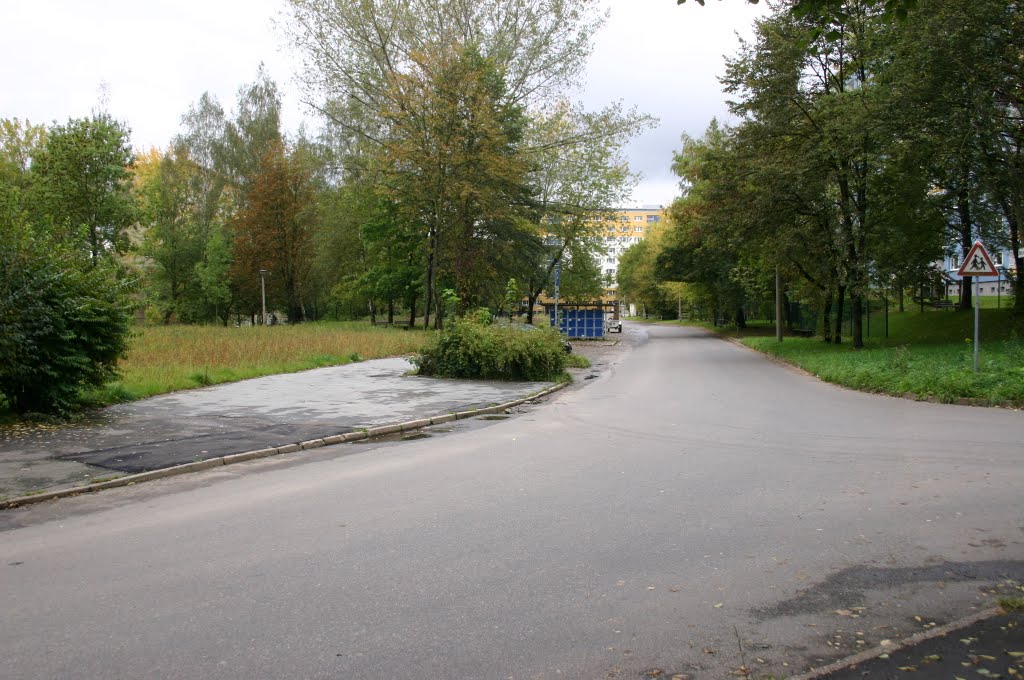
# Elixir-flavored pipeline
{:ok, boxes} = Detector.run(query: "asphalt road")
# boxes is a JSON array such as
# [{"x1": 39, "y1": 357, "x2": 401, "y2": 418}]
[{"x1": 2, "y1": 324, "x2": 1022, "y2": 679}]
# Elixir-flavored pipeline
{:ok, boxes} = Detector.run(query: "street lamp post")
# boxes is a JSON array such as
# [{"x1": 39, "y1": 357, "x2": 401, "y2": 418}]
[{"x1": 259, "y1": 269, "x2": 268, "y2": 326}]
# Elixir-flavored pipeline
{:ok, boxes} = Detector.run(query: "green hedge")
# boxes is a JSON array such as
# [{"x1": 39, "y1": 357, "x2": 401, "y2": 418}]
[
  {"x1": 412, "y1": 320, "x2": 566, "y2": 381},
  {"x1": 0, "y1": 231, "x2": 136, "y2": 415}
]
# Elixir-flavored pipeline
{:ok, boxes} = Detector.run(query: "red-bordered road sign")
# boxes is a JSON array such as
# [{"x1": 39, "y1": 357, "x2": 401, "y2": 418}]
[{"x1": 957, "y1": 241, "x2": 999, "y2": 277}]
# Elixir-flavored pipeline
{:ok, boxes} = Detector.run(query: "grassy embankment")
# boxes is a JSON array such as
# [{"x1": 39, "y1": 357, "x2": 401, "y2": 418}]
[
  {"x1": 671, "y1": 306, "x2": 1024, "y2": 405},
  {"x1": 88, "y1": 322, "x2": 431, "y2": 405}
]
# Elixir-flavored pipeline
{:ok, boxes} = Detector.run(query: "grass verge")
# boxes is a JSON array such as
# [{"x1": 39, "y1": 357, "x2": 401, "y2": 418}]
[
  {"x1": 699, "y1": 308, "x2": 1024, "y2": 405},
  {"x1": 84, "y1": 321, "x2": 431, "y2": 405}
]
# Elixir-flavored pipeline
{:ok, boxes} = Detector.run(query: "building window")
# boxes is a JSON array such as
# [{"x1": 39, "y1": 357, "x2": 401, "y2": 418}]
[
  {"x1": 647, "y1": 215, "x2": 660, "y2": 222},
  {"x1": 995, "y1": 251, "x2": 1004, "y2": 265},
  {"x1": 634, "y1": 215, "x2": 643, "y2": 222},
  {"x1": 635, "y1": 226, "x2": 643, "y2": 232},
  {"x1": 619, "y1": 216, "x2": 628, "y2": 222},
  {"x1": 950, "y1": 254, "x2": 959, "y2": 269}
]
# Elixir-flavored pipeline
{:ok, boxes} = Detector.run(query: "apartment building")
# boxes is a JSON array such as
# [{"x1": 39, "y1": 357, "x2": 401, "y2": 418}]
[{"x1": 597, "y1": 205, "x2": 665, "y2": 287}]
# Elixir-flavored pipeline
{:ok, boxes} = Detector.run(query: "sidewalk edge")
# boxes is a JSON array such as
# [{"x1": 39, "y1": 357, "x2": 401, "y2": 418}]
[{"x1": 1, "y1": 381, "x2": 568, "y2": 511}]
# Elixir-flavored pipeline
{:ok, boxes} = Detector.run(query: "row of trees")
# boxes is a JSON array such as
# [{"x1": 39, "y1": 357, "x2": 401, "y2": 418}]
[
  {"x1": 621, "y1": 0, "x2": 1022, "y2": 346},
  {"x1": 2, "y1": 0, "x2": 651, "y2": 412},
  {"x1": 281, "y1": 0, "x2": 652, "y2": 327}
]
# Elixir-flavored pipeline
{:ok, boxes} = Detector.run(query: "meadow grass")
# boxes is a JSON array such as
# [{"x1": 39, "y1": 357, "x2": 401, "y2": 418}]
[
  {"x1": 738, "y1": 308, "x2": 1024, "y2": 405},
  {"x1": 88, "y1": 321, "x2": 431, "y2": 404}
]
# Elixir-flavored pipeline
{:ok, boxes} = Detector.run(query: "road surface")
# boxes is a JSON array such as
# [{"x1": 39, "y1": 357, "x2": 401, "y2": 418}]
[{"x1": 2, "y1": 324, "x2": 1021, "y2": 679}]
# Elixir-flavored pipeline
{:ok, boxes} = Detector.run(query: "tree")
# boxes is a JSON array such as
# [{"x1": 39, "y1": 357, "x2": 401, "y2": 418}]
[
  {"x1": 379, "y1": 44, "x2": 537, "y2": 328},
  {"x1": 284, "y1": 0, "x2": 654, "y2": 328},
  {"x1": 283, "y1": 0, "x2": 606, "y2": 139},
  {"x1": 0, "y1": 119, "x2": 45, "y2": 228},
  {"x1": 0, "y1": 225, "x2": 136, "y2": 414},
  {"x1": 676, "y1": 0, "x2": 919, "y2": 22},
  {"x1": 520, "y1": 100, "x2": 653, "y2": 321},
  {"x1": 29, "y1": 114, "x2": 136, "y2": 262},
  {"x1": 135, "y1": 147, "x2": 209, "y2": 323},
  {"x1": 230, "y1": 140, "x2": 318, "y2": 323}
]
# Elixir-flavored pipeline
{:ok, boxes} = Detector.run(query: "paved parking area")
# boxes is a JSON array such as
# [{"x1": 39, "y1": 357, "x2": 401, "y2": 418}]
[{"x1": 0, "y1": 358, "x2": 553, "y2": 498}]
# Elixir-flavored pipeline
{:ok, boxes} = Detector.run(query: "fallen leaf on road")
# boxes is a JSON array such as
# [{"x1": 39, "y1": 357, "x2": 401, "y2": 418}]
[
  {"x1": 835, "y1": 609, "x2": 853, "y2": 616},
  {"x1": 713, "y1": 602, "x2": 724, "y2": 608}
]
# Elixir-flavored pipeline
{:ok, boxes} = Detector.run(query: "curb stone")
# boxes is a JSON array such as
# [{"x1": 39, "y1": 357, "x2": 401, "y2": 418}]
[
  {"x1": 0, "y1": 381, "x2": 568, "y2": 511},
  {"x1": 788, "y1": 607, "x2": 1001, "y2": 679}
]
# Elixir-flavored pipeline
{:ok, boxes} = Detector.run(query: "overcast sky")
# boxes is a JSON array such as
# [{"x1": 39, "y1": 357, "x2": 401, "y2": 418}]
[{"x1": 2, "y1": 0, "x2": 767, "y2": 207}]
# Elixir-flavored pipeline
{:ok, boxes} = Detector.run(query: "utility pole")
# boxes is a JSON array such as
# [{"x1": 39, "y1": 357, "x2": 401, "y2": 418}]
[{"x1": 259, "y1": 269, "x2": 268, "y2": 325}]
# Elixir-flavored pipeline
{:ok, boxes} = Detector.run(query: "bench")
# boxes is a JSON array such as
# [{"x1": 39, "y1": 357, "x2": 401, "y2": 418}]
[{"x1": 793, "y1": 328, "x2": 815, "y2": 338}]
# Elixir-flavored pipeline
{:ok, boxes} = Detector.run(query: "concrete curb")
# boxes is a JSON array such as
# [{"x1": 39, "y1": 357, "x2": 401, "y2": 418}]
[
  {"x1": 787, "y1": 606, "x2": 1002, "y2": 680},
  {"x1": 0, "y1": 381, "x2": 568, "y2": 511}
]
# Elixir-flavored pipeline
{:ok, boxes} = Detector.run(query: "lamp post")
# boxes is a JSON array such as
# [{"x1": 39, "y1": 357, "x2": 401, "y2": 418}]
[{"x1": 259, "y1": 269, "x2": 268, "y2": 325}]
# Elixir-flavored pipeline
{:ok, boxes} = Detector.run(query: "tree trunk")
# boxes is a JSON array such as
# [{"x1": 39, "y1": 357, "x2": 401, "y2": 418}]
[
  {"x1": 852, "y1": 294, "x2": 864, "y2": 349},
  {"x1": 387, "y1": 299, "x2": 394, "y2": 325},
  {"x1": 822, "y1": 294, "x2": 833, "y2": 343},
  {"x1": 834, "y1": 285, "x2": 846, "y2": 345},
  {"x1": 957, "y1": 190, "x2": 974, "y2": 311},
  {"x1": 368, "y1": 299, "x2": 376, "y2": 325},
  {"x1": 735, "y1": 307, "x2": 746, "y2": 329},
  {"x1": 408, "y1": 296, "x2": 416, "y2": 328}
]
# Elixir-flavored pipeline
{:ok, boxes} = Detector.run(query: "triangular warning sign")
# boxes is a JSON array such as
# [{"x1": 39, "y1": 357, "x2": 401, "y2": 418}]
[{"x1": 957, "y1": 241, "x2": 999, "y2": 276}]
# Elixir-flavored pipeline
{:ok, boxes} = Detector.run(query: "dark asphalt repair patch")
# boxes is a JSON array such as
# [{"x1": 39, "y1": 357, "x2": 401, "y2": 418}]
[
  {"x1": 820, "y1": 611, "x2": 1024, "y2": 679},
  {"x1": 756, "y1": 560, "x2": 1024, "y2": 621},
  {"x1": 56, "y1": 424, "x2": 356, "y2": 474}
]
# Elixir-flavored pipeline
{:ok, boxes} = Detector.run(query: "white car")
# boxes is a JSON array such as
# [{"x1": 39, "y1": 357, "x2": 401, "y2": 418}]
[{"x1": 606, "y1": 319, "x2": 622, "y2": 333}]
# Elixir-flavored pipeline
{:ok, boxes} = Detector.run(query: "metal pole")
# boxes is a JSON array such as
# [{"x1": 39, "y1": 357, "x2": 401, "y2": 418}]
[
  {"x1": 260, "y1": 271, "x2": 267, "y2": 326},
  {"x1": 677, "y1": 293, "x2": 681, "y2": 322},
  {"x1": 973, "y1": 276, "x2": 980, "y2": 373},
  {"x1": 775, "y1": 265, "x2": 783, "y2": 342},
  {"x1": 998, "y1": 268, "x2": 1001, "y2": 308},
  {"x1": 553, "y1": 260, "x2": 560, "y2": 332}
]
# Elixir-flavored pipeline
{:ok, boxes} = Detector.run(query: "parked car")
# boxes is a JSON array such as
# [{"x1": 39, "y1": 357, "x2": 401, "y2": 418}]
[{"x1": 606, "y1": 318, "x2": 622, "y2": 333}]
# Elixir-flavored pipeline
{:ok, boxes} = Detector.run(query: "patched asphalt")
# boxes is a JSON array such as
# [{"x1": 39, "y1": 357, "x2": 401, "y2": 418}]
[
  {"x1": 0, "y1": 357, "x2": 554, "y2": 498},
  {"x1": 818, "y1": 610, "x2": 1024, "y2": 679}
]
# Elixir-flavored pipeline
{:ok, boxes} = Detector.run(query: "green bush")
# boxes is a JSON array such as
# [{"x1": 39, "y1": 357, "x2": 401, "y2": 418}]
[
  {"x1": 412, "y1": 320, "x2": 566, "y2": 381},
  {"x1": 0, "y1": 231, "x2": 137, "y2": 415}
]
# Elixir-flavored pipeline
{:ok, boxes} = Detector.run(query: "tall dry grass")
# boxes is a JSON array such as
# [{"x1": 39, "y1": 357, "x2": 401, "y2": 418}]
[{"x1": 93, "y1": 322, "x2": 430, "y2": 402}]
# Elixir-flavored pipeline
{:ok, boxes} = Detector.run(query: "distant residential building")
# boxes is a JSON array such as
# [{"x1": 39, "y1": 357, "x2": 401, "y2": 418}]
[{"x1": 597, "y1": 205, "x2": 666, "y2": 287}]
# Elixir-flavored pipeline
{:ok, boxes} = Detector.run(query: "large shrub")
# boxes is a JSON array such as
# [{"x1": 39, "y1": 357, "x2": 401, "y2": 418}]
[
  {"x1": 413, "y1": 320, "x2": 566, "y2": 381},
  {"x1": 0, "y1": 231, "x2": 137, "y2": 414}
]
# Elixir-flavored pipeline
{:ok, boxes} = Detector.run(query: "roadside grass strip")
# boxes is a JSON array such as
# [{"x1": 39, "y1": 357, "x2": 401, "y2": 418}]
[{"x1": 87, "y1": 321, "x2": 431, "y2": 404}]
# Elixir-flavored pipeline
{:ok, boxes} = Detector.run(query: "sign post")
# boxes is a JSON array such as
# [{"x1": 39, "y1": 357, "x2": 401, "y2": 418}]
[
  {"x1": 553, "y1": 260, "x2": 561, "y2": 333},
  {"x1": 956, "y1": 240, "x2": 999, "y2": 373}
]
